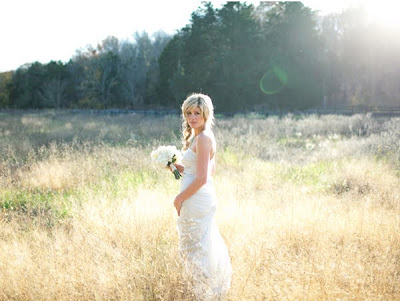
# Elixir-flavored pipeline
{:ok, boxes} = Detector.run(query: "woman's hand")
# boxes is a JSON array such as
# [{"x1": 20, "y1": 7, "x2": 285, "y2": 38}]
[
  {"x1": 167, "y1": 163, "x2": 184, "y2": 174},
  {"x1": 174, "y1": 195, "x2": 183, "y2": 216},
  {"x1": 174, "y1": 163, "x2": 184, "y2": 174}
]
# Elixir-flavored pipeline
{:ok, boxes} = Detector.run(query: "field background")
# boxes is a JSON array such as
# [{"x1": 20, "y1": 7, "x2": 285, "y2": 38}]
[{"x1": 0, "y1": 111, "x2": 399, "y2": 300}]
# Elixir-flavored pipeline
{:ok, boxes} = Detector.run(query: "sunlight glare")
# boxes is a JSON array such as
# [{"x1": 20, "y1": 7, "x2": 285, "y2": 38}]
[{"x1": 365, "y1": 0, "x2": 400, "y2": 28}]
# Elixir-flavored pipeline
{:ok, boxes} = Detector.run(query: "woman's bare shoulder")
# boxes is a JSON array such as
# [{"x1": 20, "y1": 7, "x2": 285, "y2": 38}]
[
  {"x1": 197, "y1": 130, "x2": 214, "y2": 144},
  {"x1": 197, "y1": 131, "x2": 216, "y2": 156}
]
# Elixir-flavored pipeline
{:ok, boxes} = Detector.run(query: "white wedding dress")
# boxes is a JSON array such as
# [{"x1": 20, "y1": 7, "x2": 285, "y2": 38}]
[{"x1": 177, "y1": 148, "x2": 232, "y2": 300}]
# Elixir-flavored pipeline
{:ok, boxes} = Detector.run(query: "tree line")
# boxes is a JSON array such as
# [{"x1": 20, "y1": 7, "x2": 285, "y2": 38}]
[
  {"x1": 0, "y1": 32, "x2": 170, "y2": 109},
  {"x1": 0, "y1": 2, "x2": 399, "y2": 112}
]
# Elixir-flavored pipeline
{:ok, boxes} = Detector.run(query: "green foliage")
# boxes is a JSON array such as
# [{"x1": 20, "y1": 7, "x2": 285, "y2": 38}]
[
  {"x1": 3, "y1": 33, "x2": 171, "y2": 109},
  {"x1": 0, "y1": 71, "x2": 12, "y2": 108},
  {"x1": 158, "y1": 1, "x2": 323, "y2": 111},
  {"x1": 157, "y1": 35, "x2": 183, "y2": 106},
  {"x1": 0, "y1": 3, "x2": 399, "y2": 110}
]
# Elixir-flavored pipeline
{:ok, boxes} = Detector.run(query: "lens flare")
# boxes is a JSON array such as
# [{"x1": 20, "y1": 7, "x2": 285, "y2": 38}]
[{"x1": 259, "y1": 66, "x2": 288, "y2": 95}]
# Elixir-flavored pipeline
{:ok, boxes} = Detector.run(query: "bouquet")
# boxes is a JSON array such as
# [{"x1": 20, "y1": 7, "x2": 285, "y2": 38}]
[{"x1": 151, "y1": 145, "x2": 183, "y2": 179}]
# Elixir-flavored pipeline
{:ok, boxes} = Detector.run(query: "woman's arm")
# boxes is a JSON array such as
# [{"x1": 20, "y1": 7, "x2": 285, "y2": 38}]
[
  {"x1": 174, "y1": 134, "x2": 212, "y2": 215},
  {"x1": 211, "y1": 159, "x2": 216, "y2": 175}
]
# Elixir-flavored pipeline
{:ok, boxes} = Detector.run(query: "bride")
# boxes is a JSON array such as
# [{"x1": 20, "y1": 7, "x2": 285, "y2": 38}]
[{"x1": 172, "y1": 93, "x2": 232, "y2": 300}]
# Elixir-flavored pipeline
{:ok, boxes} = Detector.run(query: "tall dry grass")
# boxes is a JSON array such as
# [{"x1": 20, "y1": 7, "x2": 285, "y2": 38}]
[{"x1": 0, "y1": 111, "x2": 399, "y2": 300}]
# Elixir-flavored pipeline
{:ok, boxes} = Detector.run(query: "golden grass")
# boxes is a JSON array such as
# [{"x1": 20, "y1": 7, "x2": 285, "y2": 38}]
[{"x1": 0, "y1": 112, "x2": 399, "y2": 300}]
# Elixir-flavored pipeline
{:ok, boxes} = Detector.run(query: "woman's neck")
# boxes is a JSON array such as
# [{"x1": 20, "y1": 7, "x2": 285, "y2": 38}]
[{"x1": 194, "y1": 126, "x2": 205, "y2": 137}]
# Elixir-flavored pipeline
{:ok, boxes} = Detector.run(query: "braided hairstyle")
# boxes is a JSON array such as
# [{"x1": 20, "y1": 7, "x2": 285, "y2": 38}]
[{"x1": 181, "y1": 93, "x2": 215, "y2": 150}]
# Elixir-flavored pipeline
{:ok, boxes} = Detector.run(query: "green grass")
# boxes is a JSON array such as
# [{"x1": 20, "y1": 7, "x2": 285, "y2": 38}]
[
  {"x1": 0, "y1": 189, "x2": 73, "y2": 220},
  {"x1": 279, "y1": 160, "x2": 335, "y2": 187}
]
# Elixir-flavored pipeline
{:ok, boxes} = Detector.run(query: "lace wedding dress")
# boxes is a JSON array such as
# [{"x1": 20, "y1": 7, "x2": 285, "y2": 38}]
[{"x1": 177, "y1": 148, "x2": 232, "y2": 300}]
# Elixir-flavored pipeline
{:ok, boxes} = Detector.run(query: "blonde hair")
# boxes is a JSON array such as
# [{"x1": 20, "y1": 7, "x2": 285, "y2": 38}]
[{"x1": 181, "y1": 93, "x2": 215, "y2": 150}]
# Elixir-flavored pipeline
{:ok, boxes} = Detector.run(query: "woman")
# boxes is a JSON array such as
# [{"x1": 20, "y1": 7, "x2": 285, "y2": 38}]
[{"x1": 173, "y1": 93, "x2": 232, "y2": 300}]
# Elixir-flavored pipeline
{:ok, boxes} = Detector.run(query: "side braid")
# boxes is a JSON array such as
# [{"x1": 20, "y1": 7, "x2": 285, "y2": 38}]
[{"x1": 182, "y1": 118, "x2": 193, "y2": 150}]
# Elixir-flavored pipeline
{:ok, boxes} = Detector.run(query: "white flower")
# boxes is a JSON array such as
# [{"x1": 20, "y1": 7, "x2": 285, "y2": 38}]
[
  {"x1": 151, "y1": 145, "x2": 182, "y2": 179},
  {"x1": 166, "y1": 145, "x2": 177, "y2": 160}
]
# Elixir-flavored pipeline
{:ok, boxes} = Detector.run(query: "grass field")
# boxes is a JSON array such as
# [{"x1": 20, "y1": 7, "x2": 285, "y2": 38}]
[{"x1": 0, "y1": 111, "x2": 399, "y2": 300}]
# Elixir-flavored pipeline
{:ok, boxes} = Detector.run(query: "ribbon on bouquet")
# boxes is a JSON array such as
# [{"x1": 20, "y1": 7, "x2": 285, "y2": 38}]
[{"x1": 168, "y1": 160, "x2": 182, "y2": 180}]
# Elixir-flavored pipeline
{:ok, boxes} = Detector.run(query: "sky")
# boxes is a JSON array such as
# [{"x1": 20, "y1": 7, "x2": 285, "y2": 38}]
[{"x1": 0, "y1": 0, "x2": 399, "y2": 72}]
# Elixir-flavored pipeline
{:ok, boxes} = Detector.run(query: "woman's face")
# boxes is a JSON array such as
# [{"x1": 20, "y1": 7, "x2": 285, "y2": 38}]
[{"x1": 186, "y1": 106, "x2": 205, "y2": 130}]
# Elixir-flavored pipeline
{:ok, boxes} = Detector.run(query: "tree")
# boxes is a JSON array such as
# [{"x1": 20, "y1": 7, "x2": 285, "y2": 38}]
[
  {"x1": 257, "y1": 2, "x2": 323, "y2": 110},
  {"x1": 10, "y1": 62, "x2": 48, "y2": 108},
  {"x1": 211, "y1": 1, "x2": 260, "y2": 111},
  {"x1": 317, "y1": 13, "x2": 342, "y2": 107},
  {"x1": 158, "y1": 1, "x2": 323, "y2": 111},
  {"x1": 117, "y1": 31, "x2": 171, "y2": 108},
  {"x1": 37, "y1": 61, "x2": 69, "y2": 108},
  {"x1": 0, "y1": 71, "x2": 13, "y2": 108},
  {"x1": 70, "y1": 36, "x2": 121, "y2": 108},
  {"x1": 158, "y1": 1, "x2": 260, "y2": 111},
  {"x1": 157, "y1": 34, "x2": 184, "y2": 106},
  {"x1": 143, "y1": 31, "x2": 171, "y2": 106}
]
